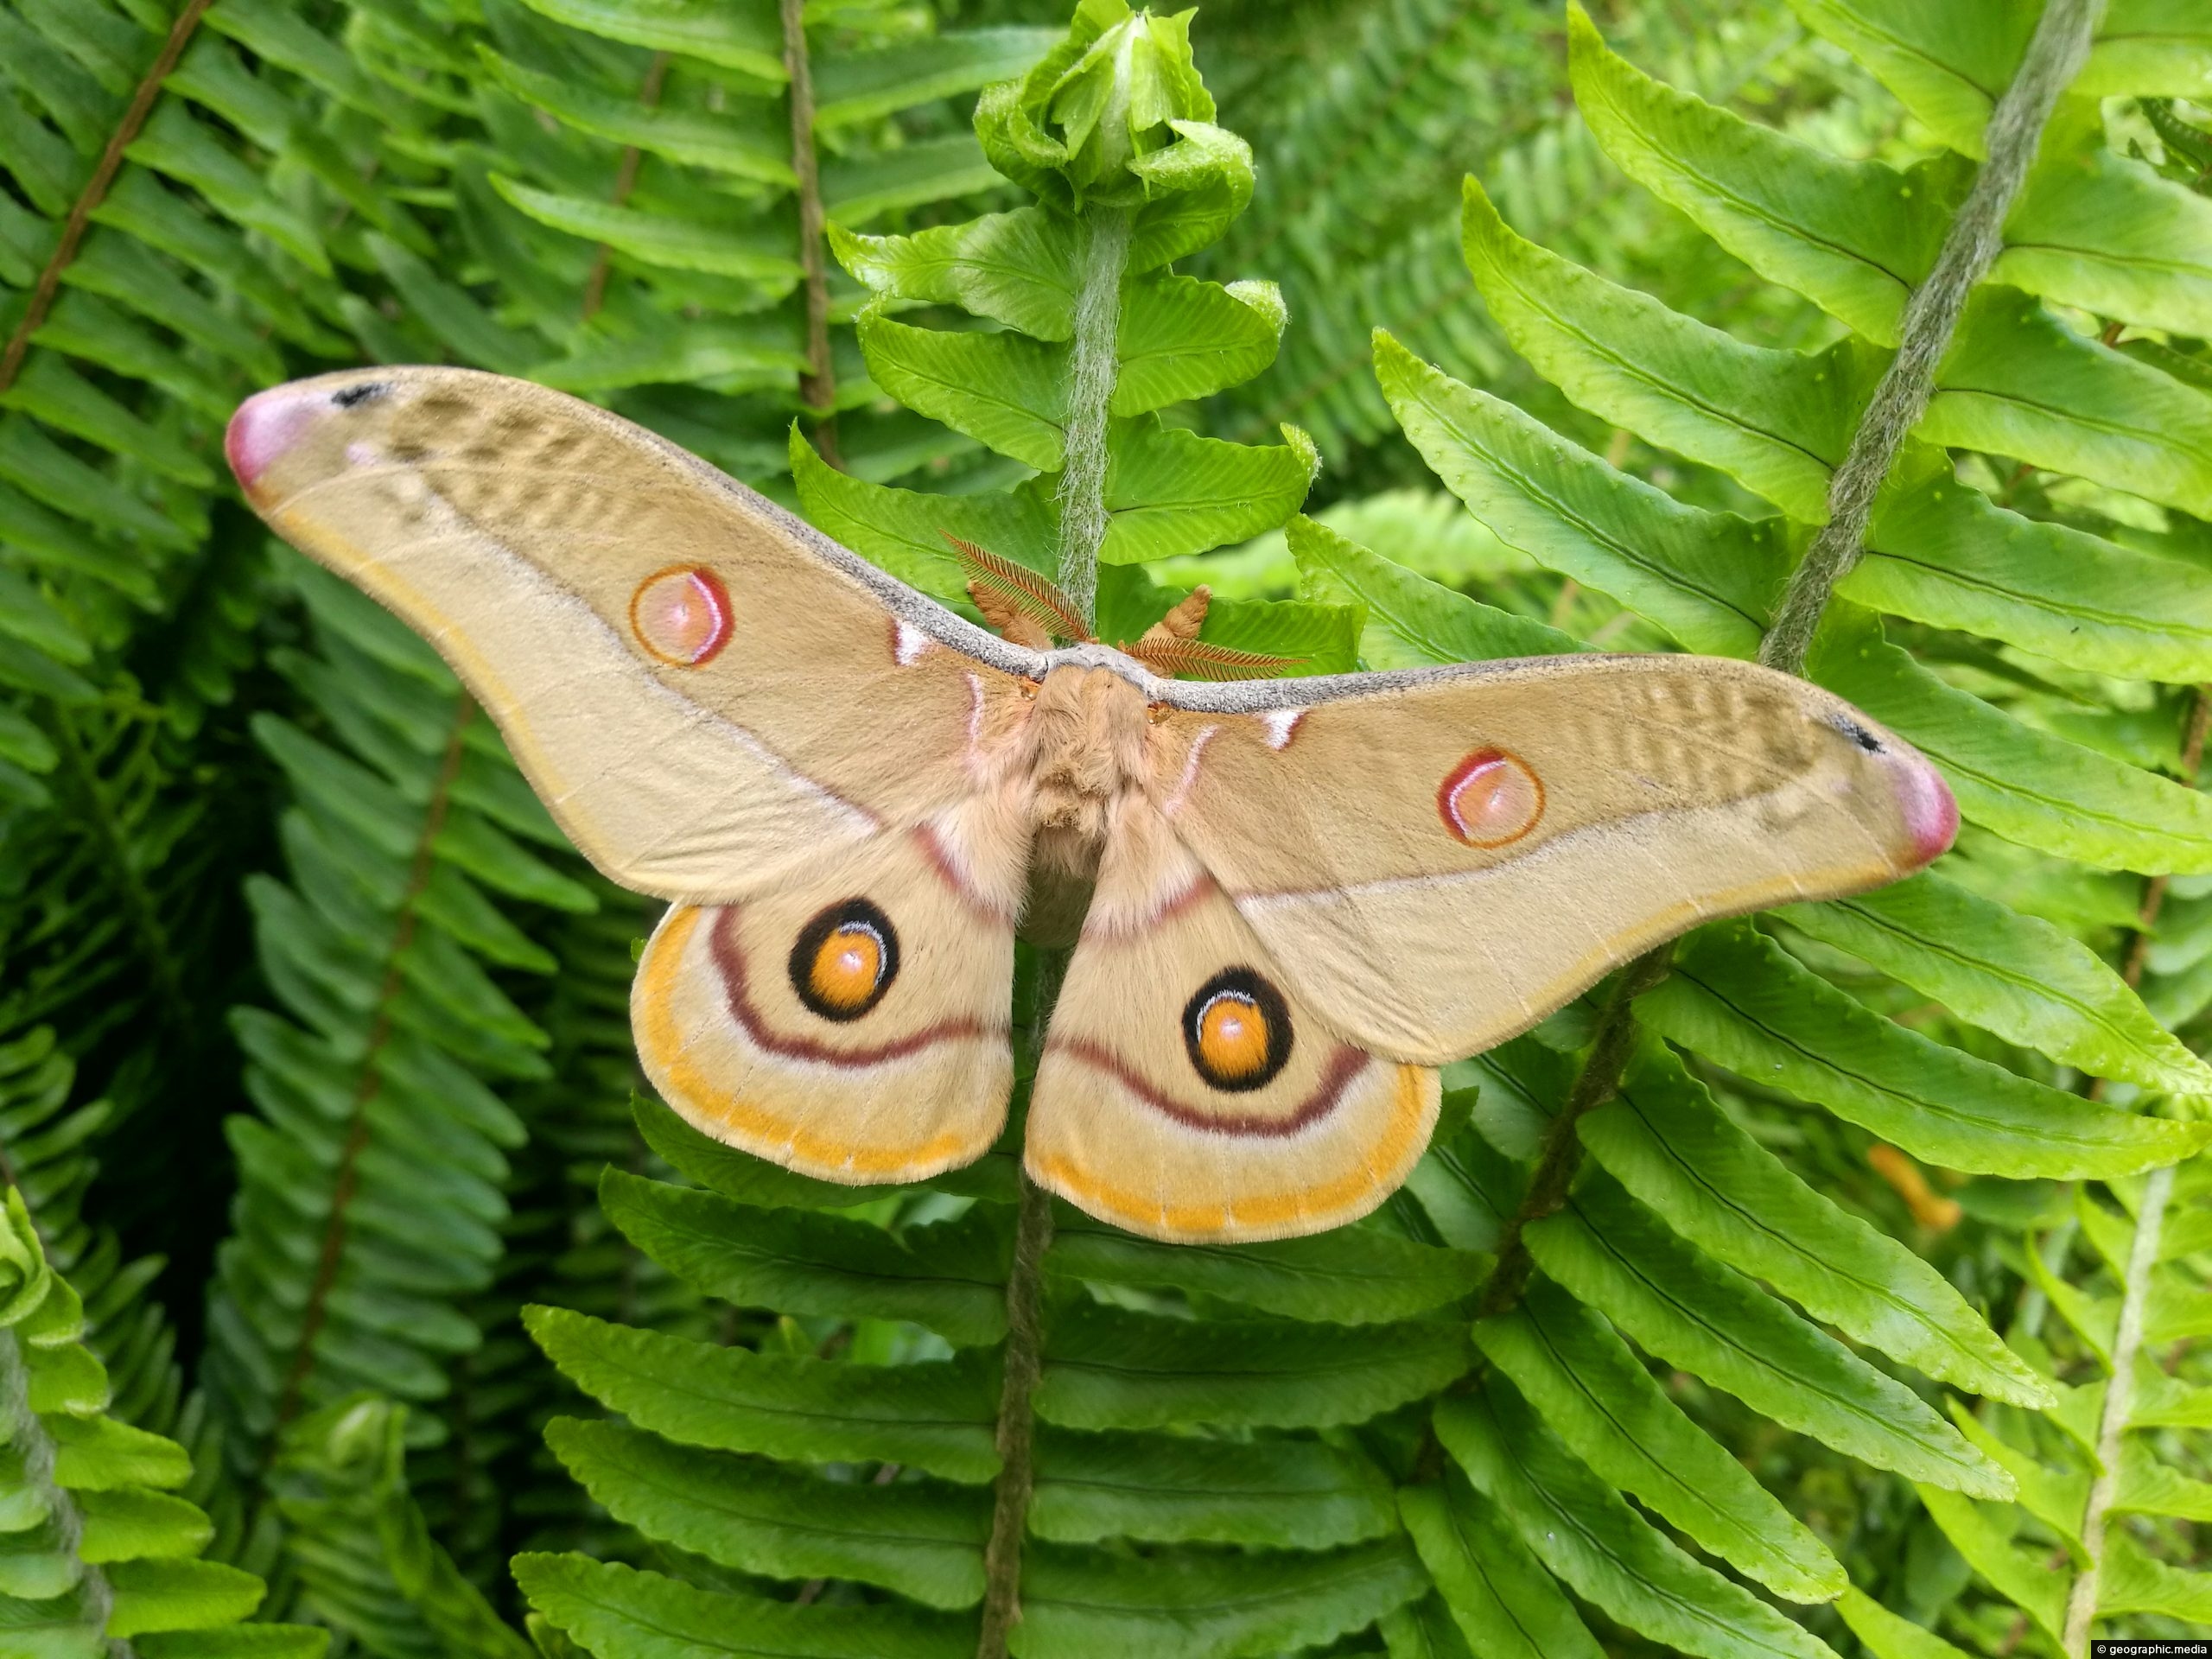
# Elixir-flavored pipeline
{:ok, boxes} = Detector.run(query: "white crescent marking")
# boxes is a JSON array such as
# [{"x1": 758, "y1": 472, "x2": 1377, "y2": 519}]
[
  {"x1": 1165, "y1": 725, "x2": 1218, "y2": 817},
  {"x1": 1261, "y1": 708, "x2": 1306, "y2": 750}
]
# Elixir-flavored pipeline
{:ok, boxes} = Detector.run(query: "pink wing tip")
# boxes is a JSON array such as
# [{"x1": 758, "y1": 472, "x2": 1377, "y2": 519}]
[
  {"x1": 1898, "y1": 757, "x2": 1959, "y2": 866},
  {"x1": 226, "y1": 387, "x2": 313, "y2": 492}
]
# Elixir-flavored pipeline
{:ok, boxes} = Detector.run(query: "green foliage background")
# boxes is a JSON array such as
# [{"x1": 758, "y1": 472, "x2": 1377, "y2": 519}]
[{"x1": 0, "y1": 0, "x2": 2208, "y2": 1655}]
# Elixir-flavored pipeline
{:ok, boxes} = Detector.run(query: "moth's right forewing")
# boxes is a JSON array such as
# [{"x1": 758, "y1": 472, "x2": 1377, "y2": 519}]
[{"x1": 1157, "y1": 655, "x2": 1955, "y2": 1065}]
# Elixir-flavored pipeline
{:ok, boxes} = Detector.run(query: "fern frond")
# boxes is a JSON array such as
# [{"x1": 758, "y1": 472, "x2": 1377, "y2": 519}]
[
  {"x1": 199, "y1": 554, "x2": 590, "y2": 1637},
  {"x1": 0, "y1": 0, "x2": 342, "y2": 697},
  {"x1": 333, "y1": 0, "x2": 1053, "y2": 490},
  {"x1": 524, "y1": 1079, "x2": 1457, "y2": 1656},
  {"x1": 0, "y1": 1016, "x2": 200, "y2": 1449},
  {"x1": 426, "y1": 893, "x2": 713, "y2": 1586},
  {"x1": 506, "y1": 13, "x2": 1436, "y2": 1651},
  {"x1": 270, "y1": 1395, "x2": 533, "y2": 1658},
  {"x1": 0, "y1": 0, "x2": 372, "y2": 1396},
  {"x1": 1891, "y1": 685, "x2": 2212, "y2": 1653},
  {"x1": 1206, "y1": 0, "x2": 1808, "y2": 467},
  {"x1": 0, "y1": 1185, "x2": 324, "y2": 1655},
  {"x1": 795, "y1": 6, "x2": 1342, "y2": 651},
  {"x1": 1267, "y1": 3, "x2": 2212, "y2": 1653}
]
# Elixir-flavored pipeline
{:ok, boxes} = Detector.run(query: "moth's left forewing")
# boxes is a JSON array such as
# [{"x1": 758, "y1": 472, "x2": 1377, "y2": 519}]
[
  {"x1": 231, "y1": 368, "x2": 1039, "y2": 900},
  {"x1": 1155, "y1": 656, "x2": 1954, "y2": 1065}
]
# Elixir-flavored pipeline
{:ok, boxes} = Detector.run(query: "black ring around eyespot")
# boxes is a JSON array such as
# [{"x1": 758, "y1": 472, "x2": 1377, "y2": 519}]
[
  {"x1": 1181, "y1": 966, "x2": 1294, "y2": 1093},
  {"x1": 788, "y1": 898, "x2": 899, "y2": 1022}
]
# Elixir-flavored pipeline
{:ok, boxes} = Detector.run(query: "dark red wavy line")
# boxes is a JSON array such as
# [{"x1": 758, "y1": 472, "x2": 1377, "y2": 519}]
[
  {"x1": 1045, "y1": 1036, "x2": 1370, "y2": 1138},
  {"x1": 709, "y1": 906, "x2": 1002, "y2": 1066}
]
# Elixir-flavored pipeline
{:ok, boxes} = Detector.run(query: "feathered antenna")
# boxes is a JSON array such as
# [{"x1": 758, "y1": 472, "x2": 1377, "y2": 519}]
[
  {"x1": 944, "y1": 534, "x2": 1095, "y2": 645},
  {"x1": 1124, "y1": 587, "x2": 1305, "y2": 680},
  {"x1": 944, "y1": 539, "x2": 1301, "y2": 678},
  {"x1": 1122, "y1": 637, "x2": 1309, "y2": 682}
]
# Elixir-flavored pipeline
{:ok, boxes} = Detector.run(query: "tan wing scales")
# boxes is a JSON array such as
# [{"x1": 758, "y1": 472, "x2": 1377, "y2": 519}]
[
  {"x1": 1153, "y1": 654, "x2": 1955, "y2": 1065},
  {"x1": 229, "y1": 367, "x2": 1039, "y2": 901}
]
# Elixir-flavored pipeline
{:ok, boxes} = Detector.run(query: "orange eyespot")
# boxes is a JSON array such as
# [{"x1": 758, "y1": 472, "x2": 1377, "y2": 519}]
[
  {"x1": 1198, "y1": 998, "x2": 1271, "y2": 1078},
  {"x1": 632, "y1": 565, "x2": 733, "y2": 666},
  {"x1": 789, "y1": 899, "x2": 898, "y2": 1022},
  {"x1": 810, "y1": 928, "x2": 881, "y2": 1011},
  {"x1": 1182, "y1": 968, "x2": 1293, "y2": 1092},
  {"x1": 1438, "y1": 747, "x2": 1543, "y2": 847}
]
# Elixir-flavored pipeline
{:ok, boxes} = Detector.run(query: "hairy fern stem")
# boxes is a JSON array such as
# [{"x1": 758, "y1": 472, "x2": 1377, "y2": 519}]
[
  {"x1": 979, "y1": 206, "x2": 1137, "y2": 1607},
  {"x1": 276, "y1": 697, "x2": 477, "y2": 1429},
  {"x1": 1758, "y1": 0, "x2": 2107, "y2": 677},
  {"x1": 0, "y1": 0, "x2": 213, "y2": 394},
  {"x1": 782, "y1": 0, "x2": 841, "y2": 467},
  {"x1": 981, "y1": 950, "x2": 1067, "y2": 1657},
  {"x1": 1056, "y1": 207, "x2": 1133, "y2": 628},
  {"x1": 1486, "y1": 0, "x2": 2112, "y2": 1313},
  {"x1": 2062, "y1": 1161, "x2": 2172, "y2": 1656},
  {"x1": 1476, "y1": 944, "x2": 1675, "y2": 1316},
  {"x1": 980, "y1": 1171, "x2": 1053, "y2": 1657}
]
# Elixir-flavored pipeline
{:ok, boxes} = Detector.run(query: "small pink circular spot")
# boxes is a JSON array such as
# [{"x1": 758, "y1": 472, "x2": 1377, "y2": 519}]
[
  {"x1": 631, "y1": 566, "x2": 732, "y2": 667},
  {"x1": 1438, "y1": 748, "x2": 1544, "y2": 848}
]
